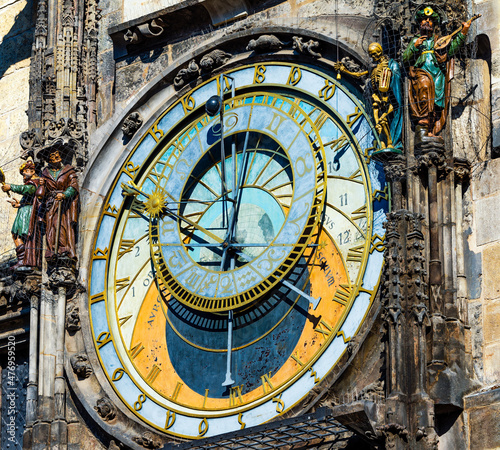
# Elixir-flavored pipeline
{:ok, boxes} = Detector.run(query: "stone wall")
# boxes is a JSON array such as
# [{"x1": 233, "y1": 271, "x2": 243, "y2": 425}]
[{"x1": 0, "y1": 0, "x2": 34, "y2": 261}]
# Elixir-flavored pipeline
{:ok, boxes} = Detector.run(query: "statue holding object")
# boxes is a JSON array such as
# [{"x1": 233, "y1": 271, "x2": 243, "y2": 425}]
[
  {"x1": 1, "y1": 161, "x2": 42, "y2": 270},
  {"x1": 35, "y1": 145, "x2": 79, "y2": 265},
  {"x1": 334, "y1": 43, "x2": 403, "y2": 153},
  {"x1": 403, "y1": 6, "x2": 480, "y2": 143}
]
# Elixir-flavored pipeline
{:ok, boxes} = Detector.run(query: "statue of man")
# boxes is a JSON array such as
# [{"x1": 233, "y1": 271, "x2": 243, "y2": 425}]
[
  {"x1": 334, "y1": 43, "x2": 403, "y2": 152},
  {"x1": 1, "y1": 161, "x2": 42, "y2": 269},
  {"x1": 36, "y1": 145, "x2": 79, "y2": 264},
  {"x1": 403, "y1": 6, "x2": 475, "y2": 141}
]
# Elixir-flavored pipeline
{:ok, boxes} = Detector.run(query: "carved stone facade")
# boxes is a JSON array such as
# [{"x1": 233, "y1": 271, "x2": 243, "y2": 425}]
[{"x1": 0, "y1": 0, "x2": 499, "y2": 449}]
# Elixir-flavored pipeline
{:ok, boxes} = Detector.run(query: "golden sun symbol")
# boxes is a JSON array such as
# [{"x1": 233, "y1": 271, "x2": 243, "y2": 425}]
[{"x1": 145, "y1": 188, "x2": 168, "y2": 217}]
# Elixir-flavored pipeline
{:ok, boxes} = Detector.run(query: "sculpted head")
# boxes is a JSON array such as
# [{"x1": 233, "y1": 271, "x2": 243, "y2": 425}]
[
  {"x1": 48, "y1": 149, "x2": 62, "y2": 167},
  {"x1": 20, "y1": 161, "x2": 36, "y2": 181},
  {"x1": 368, "y1": 43, "x2": 384, "y2": 62},
  {"x1": 416, "y1": 6, "x2": 441, "y2": 35}
]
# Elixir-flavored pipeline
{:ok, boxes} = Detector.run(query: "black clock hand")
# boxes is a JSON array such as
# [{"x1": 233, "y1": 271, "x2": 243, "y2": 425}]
[{"x1": 220, "y1": 131, "x2": 251, "y2": 270}]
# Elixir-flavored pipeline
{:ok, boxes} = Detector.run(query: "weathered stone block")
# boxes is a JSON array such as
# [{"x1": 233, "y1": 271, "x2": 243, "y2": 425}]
[
  {"x1": 482, "y1": 241, "x2": 500, "y2": 299},
  {"x1": 0, "y1": 66, "x2": 29, "y2": 113},
  {"x1": 484, "y1": 298, "x2": 500, "y2": 344},
  {"x1": 472, "y1": 158, "x2": 500, "y2": 199},
  {"x1": 475, "y1": 195, "x2": 500, "y2": 245},
  {"x1": 484, "y1": 341, "x2": 500, "y2": 382},
  {"x1": 466, "y1": 389, "x2": 500, "y2": 449}
]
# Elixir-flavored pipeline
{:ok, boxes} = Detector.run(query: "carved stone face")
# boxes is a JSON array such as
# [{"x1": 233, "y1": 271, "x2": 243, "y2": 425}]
[{"x1": 368, "y1": 44, "x2": 383, "y2": 62}]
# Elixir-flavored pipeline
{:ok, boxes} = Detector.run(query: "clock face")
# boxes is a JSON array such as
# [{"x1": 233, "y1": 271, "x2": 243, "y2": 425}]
[{"x1": 88, "y1": 63, "x2": 389, "y2": 439}]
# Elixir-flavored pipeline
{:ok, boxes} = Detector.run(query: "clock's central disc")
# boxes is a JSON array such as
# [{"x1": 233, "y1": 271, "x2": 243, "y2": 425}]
[
  {"x1": 191, "y1": 186, "x2": 286, "y2": 268},
  {"x1": 150, "y1": 95, "x2": 326, "y2": 312}
]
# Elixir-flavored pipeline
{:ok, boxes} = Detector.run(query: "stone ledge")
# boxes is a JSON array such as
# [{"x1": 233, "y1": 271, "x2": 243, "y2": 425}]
[{"x1": 464, "y1": 385, "x2": 500, "y2": 409}]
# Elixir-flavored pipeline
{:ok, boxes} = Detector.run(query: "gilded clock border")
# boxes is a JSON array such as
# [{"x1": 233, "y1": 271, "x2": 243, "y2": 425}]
[{"x1": 87, "y1": 62, "x2": 387, "y2": 436}]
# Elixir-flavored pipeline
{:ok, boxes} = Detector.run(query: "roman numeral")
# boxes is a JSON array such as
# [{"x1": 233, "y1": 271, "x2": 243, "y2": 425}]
[
  {"x1": 146, "y1": 364, "x2": 162, "y2": 384},
  {"x1": 229, "y1": 385, "x2": 244, "y2": 406},
  {"x1": 314, "y1": 320, "x2": 333, "y2": 340},
  {"x1": 171, "y1": 382, "x2": 183, "y2": 401},
  {"x1": 291, "y1": 353, "x2": 305, "y2": 367},
  {"x1": 324, "y1": 134, "x2": 348, "y2": 153},
  {"x1": 261, "y1": 372, "x2": 274, "y2": 394},
  {"x1": 119, "y1": 315, "x2": 133, "y2": 326},
  {"x1": 333, "y1": 284, "x2": 351, "y2": 305},
  {"x1": 346, "y1": 244, "x2": 365, "y2": 263},
  {"x1": 90, "y1": 292, "x2": 105, "y2": 304},
  {"x1": 351, "y1": 205, "x2": 367, "y2": 221},
  {"x1": 130, "y1": 198, "x2": 146, "y2": 216},
  {"x1": 129, "y1": 342, "x2": 144, "y2": 359},
  {"x1": 314, "y1": 113, "x2": 330, "y2": 131},
  {"x1": 115, "y1": 277, "x2": 130, "y2": 292},
  {"x1": 349, "y1": 169, "x2": 363, "y2": 181},
  {"x1": 118, "y1": 239, "x2": 135, "y2": 259}
]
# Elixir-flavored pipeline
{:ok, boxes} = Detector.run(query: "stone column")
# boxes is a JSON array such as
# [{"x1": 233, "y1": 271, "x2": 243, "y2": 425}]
[
  {"x1": 453, "y1": 158, "x2": 471, "y2": 323},
  {"x1": 22, "y1": 273, "x2": 42, "y2": 450},
  {"x1": 50, "y1": 267, "x2": 78, "y2": 449},
  {"x1": 416, "y1": 143, "x2": 448, "y2": 372},
  {"x1": 383, "y1": 155, "x2": 407, "y2": 211}
]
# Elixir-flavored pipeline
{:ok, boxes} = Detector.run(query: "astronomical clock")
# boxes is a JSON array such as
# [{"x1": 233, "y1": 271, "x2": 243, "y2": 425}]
[{"x1": 88, "y1": 62, "x2": 389, "y2": 439}]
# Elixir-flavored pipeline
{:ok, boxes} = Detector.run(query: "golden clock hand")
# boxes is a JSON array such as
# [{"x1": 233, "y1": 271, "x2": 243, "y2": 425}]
[{"x1": 166, "y1": 209, "x2": 224, "y2": 244}]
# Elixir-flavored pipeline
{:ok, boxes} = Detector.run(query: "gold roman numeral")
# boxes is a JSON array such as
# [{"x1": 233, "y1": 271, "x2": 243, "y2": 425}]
[
  {"x1": 171, "y1": 382, "x2": 183, "y2": 401},
  {"x1": 333, "y1": 284, "x2": 351, "y2": 305},
  {"x1": 119, "y1": 315, "x2": 133, "y2": 326},
  {"x1": 129, "y1": 342, "x2": 144, "y2": 359},
  {"x1": 351, "y1": 205, "x2": 367, "y2": 221},
  {"x1": 314, "y1": 320, "x2": 333, "y2": 340},
  {"x1": 291, "y1": 353, "x2": 305, "y2": 367},
  {"x1": 90, "y1": 292, "x2": 105, "y2": 304},
  {"x1": 118, "y1": 239, "x2": 135, "y2": 259},
  {"x1": 146, "y1": 364, "x2": 162, "y2": 384},
  {"x1": 261, "y1": 372, "x2": 274, "y2": 394},
  {"x1": 346, "y1": 244, "x2": 365, "y2": 263},
  {"x1": 229, "y1": 385, "x2": 244, "y2": 406},
  {"x1": 115, "y1": 277, "x2": 130, "y2": 292}
]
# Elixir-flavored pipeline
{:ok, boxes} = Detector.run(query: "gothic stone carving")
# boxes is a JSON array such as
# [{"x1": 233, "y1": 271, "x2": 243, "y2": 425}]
[
  {"x1": 292, "y1": 36, "x2": 321, "y2": 58},
  {"x1": 70, "y1": 353, "x2": 93, "y2": 379},
  {"x1": 174, "y1": 60, "x2": 200, "y2": 89},
  {"x1": 247, "y1": 35, "x2": 284, "y2": 53},
  {"x1": 200, "y1": 49, "x2": 232, "y2": 72},
  {"x1": 66, "y1": 302, "x2": 80, "y2": 331},
  {"x1": 94, "y1": 397, "x2": 117, "y2": 422},
  {"x1": 133, "y1": 433, "x2": 162, "y2": 449},
  {"x1": 121, "y1": 112, "x2": 143, "y2": 138}
]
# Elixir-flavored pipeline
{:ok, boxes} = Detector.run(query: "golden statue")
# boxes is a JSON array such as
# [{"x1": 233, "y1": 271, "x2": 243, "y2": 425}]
[{"x1": 334, "y1": 43, "x2": 403, "y2": 151}]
